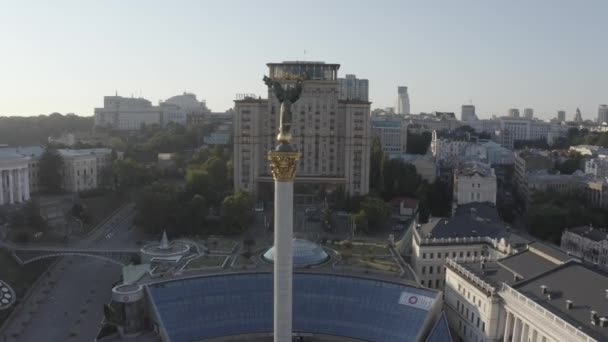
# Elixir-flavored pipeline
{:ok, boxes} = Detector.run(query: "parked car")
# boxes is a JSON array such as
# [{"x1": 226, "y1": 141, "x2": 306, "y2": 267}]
[{"x1": 255, "y1": 202, "x2": 265, "y2": 212}]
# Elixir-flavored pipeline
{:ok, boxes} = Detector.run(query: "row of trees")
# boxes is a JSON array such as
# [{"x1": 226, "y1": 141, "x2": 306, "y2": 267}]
[
  {"x1": 117, "y1": 123, "x2": 219, "y2": 164},
  {"x1": 134, "y1": 145, "x2": 249, "y2": 236},
  {"x1": 370, "y1": 137, "x2": 451, "y2": 220},
  {"x1": 0, "y1": 113, "x2": 93, "y2": 146},
  {"x1": 527, "y1": 190, "x2": 608, "y2": 243}
]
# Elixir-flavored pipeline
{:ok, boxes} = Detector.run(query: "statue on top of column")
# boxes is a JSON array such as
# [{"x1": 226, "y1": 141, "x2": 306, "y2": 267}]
[{"x1": 263, "y1": 75, "x2": 304, "y2": 145}]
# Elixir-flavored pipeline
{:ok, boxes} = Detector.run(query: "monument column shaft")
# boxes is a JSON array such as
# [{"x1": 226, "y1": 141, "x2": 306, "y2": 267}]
[{"x1": 273, "y1": 180, "x2": 293, "y2": 342}]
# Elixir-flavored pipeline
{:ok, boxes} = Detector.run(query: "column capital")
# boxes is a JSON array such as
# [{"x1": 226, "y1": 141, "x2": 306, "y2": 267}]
[{"x1": 268, "y1": 150, "x2": 301, "y2": 182}]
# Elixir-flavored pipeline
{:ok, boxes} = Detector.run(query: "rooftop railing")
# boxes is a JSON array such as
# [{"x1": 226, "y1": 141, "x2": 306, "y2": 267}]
[
  {"x1": 445, "y1": 258, "x2": 496, "y2": 295},
  {"x1": 500, "y1": 284, "x2": 598, "y2": 342}
]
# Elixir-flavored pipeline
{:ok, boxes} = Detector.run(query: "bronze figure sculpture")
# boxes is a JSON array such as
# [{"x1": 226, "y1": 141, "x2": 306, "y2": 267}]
[{"x1": 263, "y1": 75, "x2": 303, "y2": 144}]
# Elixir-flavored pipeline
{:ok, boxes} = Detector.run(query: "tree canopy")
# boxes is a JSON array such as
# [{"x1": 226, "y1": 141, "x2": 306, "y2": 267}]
[
  {"x1": 527, "y1": 190, "x2": 608, "y2": 243},
  {"x1": 406, "y1": 131, "x2": 432, "y2": 154},
  {"x1": 0, "y1": 113, "x2": 92, "y2": 146},
  {"x1": 38, "y1": 147, "x2": 64, "y2": 193},
  {"x1": 221, "y1": 191, "x2": 253, "y2": 234}
]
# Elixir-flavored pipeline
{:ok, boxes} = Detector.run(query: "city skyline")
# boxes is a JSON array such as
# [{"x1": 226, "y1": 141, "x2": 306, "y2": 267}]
[{"x1": 1, "y1": 1, "x2": 607, "y2": 119}]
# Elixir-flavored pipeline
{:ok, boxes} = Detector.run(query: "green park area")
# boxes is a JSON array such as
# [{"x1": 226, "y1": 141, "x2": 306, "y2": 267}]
[
  {"x1": 0, "y1": 250, "x2": 52, "y2": 325},
  {"x1": 327, "y1": 241, "x2": 401, "y2": 273}
]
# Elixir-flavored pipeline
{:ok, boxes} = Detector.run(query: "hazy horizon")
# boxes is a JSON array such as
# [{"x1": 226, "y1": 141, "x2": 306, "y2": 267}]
[{"x1": 1, "y1": 0, "x2": 607, "y2": 120}]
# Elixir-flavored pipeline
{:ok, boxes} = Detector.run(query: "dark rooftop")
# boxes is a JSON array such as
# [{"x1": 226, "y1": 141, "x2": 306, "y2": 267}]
[
  {"x1": 498, "y1": 250, "x2": 561, "y2": 279},
  {"x1": 459, "y1": 248, "x2": 563, "y2": 289},
  {"x1": 513, "y1": 262, "x2": 608, "y2": 341},
  {"x1": 456, "y1": 161, "x2": 493, "y2": 177},
  {"x1": 418, "y1": 203, "x2": 509, "y2": 239},
  {"x1": 527, "y1": 241, "x2": 574, "y2": 264}
]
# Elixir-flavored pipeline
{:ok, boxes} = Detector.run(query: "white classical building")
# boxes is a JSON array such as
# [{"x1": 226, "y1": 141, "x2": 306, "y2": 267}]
[
  {"x1": 444, "y1": 242, "x2": 608, "y2": 342},
  {"x1": 0, "y1": 147, "x2": 112, "y2": 202},
  {"x1": 407, "y1": 203, "x2": 528, "y2": 290},
  {"x1": 0, "y1": 151, "x2": 31, "y2": 205},
  {"x1": 585, "y1": 155, "x2": 608, "y2": 178},
  {"x1": 496, "y1": 117, "x2": 568, "y2": 148},
  {"x1": 561, "y1": 226, "x2": 608, "y2": 268},
  {"x1": 431, "y1": 131, "x2": 473, "y2": 168},
  {"x1": 454, "y1": 161, "x2": 497, "y2": 205},
  {"x1": 58, "y1": 148, "x2": 112, "y2": 192}
]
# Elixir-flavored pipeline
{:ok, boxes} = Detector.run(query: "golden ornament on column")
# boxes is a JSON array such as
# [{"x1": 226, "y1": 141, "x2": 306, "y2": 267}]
[{"x1": 268, "y1": 151, "x2": 300, "y2": 182}]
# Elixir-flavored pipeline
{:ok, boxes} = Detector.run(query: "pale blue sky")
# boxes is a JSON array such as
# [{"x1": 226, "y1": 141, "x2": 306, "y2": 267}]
[{"x1": 0, "y1": 0, "x2": 606, "y2": 120}]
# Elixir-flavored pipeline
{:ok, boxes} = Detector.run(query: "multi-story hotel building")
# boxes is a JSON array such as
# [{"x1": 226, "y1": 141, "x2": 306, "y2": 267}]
[{"x1": 233, "y1": 61, "x2": 371, "y2": 198}]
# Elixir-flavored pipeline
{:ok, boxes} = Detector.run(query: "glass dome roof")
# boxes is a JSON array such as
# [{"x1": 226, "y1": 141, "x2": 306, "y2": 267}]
[{"x1": 263, "y1": 239, "x2": 329, "y2": 267}]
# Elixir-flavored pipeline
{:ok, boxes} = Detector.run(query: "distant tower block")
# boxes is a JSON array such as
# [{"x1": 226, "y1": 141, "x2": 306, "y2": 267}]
[
  {"x1": 598, "y1": 105, "x2": 608, "y2": 124},
  {"x1": 508, "y1": 108, "x2": 520, "y2": 118},
  {"x1": 461, "y1": 105, "x2": 477, "y2": 121},
  {"x1": 574, "y1": 108, "x2": 583, "y2": 123},
  {"x1": 524, "y1": 108, "x2": 534, "y2": 119},
  {"x1": 557, "y1": 110, "x2": 566, "y2": 122},
  {"x1": 396, "y1": 86, "x2": 410, "y2": 115}
]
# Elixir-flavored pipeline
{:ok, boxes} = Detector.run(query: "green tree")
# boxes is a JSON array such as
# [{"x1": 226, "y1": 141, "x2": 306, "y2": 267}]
[
  {"x1": 191, "y1": 147, "x2": 213, "y2": 165},
  {"x1": 221, "y1": 191, "x2": 253, "y2": 233},
  {"x1": 174, "y1": 194, "x2": 208, "y2": 235},
  {"x1": 113, "y1": 158, "x2": 153, "y2": 189},
  {"x1": 406, "y1": 131, "x2": 432, "y2": 154},
  {"x1": 556, "y1": 153, "x2": 582, "y2": 175},
  {"x1": 39, "y1": 147, "x2": 64, "y2": 193},
  {"x1": 108, "y1": 137, "x2": 126, "y2": 151},
  {"x1": 359, "y1": 196, "x2": 391, "y2": 232},
  {"x1": 351, "y1": 210, "x2": 369, "y2": 233},
  {"x1": 369, "y1": 137, "x2": 385, "y2": 192},
  {"x1": 0, "y1": 113, "x2": 92, "y2": 146},
  {"x1": 134, "y1": 182, "x2": 178, "y2": 234},
  {"x1": 382, "y1": 159, "x2": 421, "y2": 199}
]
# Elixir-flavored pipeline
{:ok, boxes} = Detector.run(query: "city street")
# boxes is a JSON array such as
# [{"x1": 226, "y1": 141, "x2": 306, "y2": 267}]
[{"x1": 1, "y1": 204, "x2": 141, "y2": 342}]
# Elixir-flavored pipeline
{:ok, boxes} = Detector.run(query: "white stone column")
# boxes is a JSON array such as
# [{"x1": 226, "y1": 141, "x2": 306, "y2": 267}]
[
  {"x1": 16, "y1": 168, "x2": 22, "y2": 202},
  {"x1": 268, "y1": 149, "x2": 300, "y2": 342},
  {"x1": 23, "y1": 168, "x2": 30, "y2": 200},
  {"x1": 520, "y1": 322, "x2": 529, "y2": 342},
  {"x1": 273, "y1": 180, "x2": 293, "y2": 342},
  {"x1": 531, "y1": 328, "x2": 538, "y2": 342},
  {"x1": 8, "y1": 169, "x2": 14, "y2": 204},
  {"x1": 0, "y1": 170, "x2": 4, "y2": 205},
  {"x1": 503, "y1": 311, "x2": 513, "y2": 342},
  {"x1": 513, "y1": 317, "x2": 522, "y2": 342}
]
